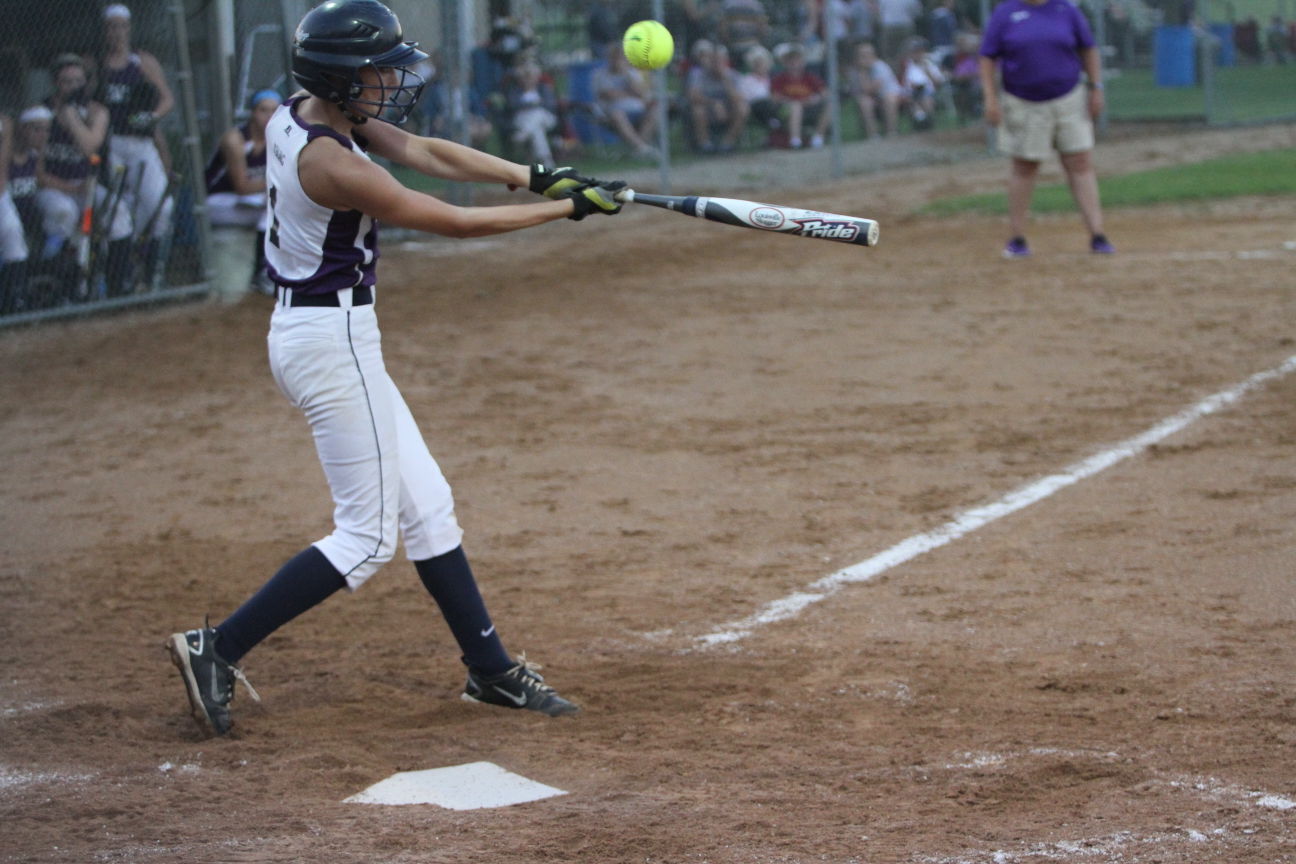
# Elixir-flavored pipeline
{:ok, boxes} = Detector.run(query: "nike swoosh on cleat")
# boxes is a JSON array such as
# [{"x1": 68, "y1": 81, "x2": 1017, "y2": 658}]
[
  {"x1": 492, "y1": 685, "x2": 528, "y2": 706},
  {"x1": 480, "y1": 625, "x2": 495, "y2": 637}
]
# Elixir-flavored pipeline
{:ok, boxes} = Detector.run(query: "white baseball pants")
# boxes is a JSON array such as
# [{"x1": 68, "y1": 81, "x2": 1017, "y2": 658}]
[
  {"x1": 35, "y1": 186, "x2": 134, "y2": 245},
  {"x1": 109, "y1": 134, "x2": 174, "y2": 240},
  {"x1": 267, "y1": 294, "x2": 464, "y2": 590},
  {"x1": 207, "y1": 192, "x2": 268, "y2": 231},
  {"x1": 0, "y1": 191, "x2": 27, "y2": 263}
]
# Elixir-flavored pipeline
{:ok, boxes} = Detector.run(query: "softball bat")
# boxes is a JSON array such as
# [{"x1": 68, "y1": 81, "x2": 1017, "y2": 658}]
[{"x1": 614, "y1": 189, "x2": 879, "y2": 247}]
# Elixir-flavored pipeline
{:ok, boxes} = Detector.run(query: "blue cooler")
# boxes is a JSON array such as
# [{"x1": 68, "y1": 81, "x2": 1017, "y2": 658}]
[
  {"x1": 1208, "y1": 23, "x2": 1236, "y2": 65},
  {"x1": 1154, "y1": 25, "x2": 1196, "y2": 86}
]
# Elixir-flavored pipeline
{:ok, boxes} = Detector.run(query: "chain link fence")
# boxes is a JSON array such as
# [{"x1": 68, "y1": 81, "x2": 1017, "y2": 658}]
[
  {"x1": 1, "y1": 1, "x2": 217, "y2": 325},
  {"x1": 2, "y1": 0, "x2": 1291, "y2": 326},
  {"x1": 413, "y1": 0, "x2": 991, "y2": 173},
  {"x1": 408, "y1": 0, "x2": 1295, "y2": 198},
  {"x1": 1094, "y1": 0, "x2": 1296, "y2": 124}
]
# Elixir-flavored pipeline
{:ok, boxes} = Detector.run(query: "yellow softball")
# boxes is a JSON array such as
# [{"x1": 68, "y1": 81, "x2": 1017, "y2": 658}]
[{"x1": 623, "y1": 20, "x2": 674, "y2": 71}]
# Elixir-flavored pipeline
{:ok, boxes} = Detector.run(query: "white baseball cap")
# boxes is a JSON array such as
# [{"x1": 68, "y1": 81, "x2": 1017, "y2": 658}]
[
  {"x1": 104, "y1": 4, "x2": 132, "y2": 21},
  {"x1": 19, "y1": 105, "x2": 54, "y2": 124}
]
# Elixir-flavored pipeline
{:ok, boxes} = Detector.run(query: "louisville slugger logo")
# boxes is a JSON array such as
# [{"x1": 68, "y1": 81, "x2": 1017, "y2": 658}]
[
  {"x1": 748, "y1": 207, "x2": 786, "y2": 229},
  {"x1": 793, "y1": 219, "x2": 861, "y2": 241}
]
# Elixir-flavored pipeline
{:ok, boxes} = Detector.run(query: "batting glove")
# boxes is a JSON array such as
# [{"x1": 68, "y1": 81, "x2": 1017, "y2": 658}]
[
  {"x1": 565, "y1": 185, "x2": 623, "y2": 220},
  {"x1": 528, "y1": 164, "x2": 626, "y2": 200}
]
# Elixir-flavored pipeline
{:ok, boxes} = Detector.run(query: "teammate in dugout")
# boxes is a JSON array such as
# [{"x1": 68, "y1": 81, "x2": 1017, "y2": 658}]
[
  {"x1": 166, "y1": 0, "x2": 624, "y2": 737},
  {"x1": 204, "y1": 89, "x2": 282, "y2": 295},
  {"x1": 98, "y1": 4, "x2": 176, "y2": 288}
]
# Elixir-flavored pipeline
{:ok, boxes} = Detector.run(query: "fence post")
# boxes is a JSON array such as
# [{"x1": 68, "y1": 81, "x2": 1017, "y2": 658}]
[
  {"x1": 826, "y1": 1, "x2": 843, "y2": 178},
  {"x1": 981, "y1": 0, "x2": 995, "y2": 152},
  {"x1": 280, "y1": 0, "x2": 306, "y2": 90},
  {"x1": 172, "y1": 0, "x2": 214, "y2": 295},
  {"x1": 1093, "y1": 0, "x2": 1109, "y2": 136},
  {"x1": 436, "y1": 0, "x2": 472, "y2": 206},
  {"x1": 653, "y1": 0, "x2": 671, "y2": 193},
  {"x1": 213, "y1": 0, "x2": 236, "y2": 135},
  {"x1": 1199, "y1": 26, "x2": 1217, "y2": 125}
]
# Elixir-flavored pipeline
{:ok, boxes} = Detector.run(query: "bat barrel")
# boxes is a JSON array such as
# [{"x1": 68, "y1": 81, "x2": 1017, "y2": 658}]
[{"x1": 618, "y1": 189, "x2": 879, "y2": 247}]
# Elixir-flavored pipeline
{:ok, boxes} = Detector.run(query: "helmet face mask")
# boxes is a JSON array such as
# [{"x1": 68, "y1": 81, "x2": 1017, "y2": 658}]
[
  {"x1": 339, "y1": 63, "x2": 425, "y2": 124},
  {"x1": 292, "y1": 0, "x2": 427, "y2": 125}
]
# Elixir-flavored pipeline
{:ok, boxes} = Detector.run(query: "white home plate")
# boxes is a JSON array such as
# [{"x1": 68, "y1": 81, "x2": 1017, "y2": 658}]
[{"x1": 344, "y1": 761, "x2": 567, "y2": 810}]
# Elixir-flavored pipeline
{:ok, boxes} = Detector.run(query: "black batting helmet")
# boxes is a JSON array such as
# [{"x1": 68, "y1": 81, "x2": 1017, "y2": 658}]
[{"x1": 291, "y1": 0, "x2": 427, "y2": 125}]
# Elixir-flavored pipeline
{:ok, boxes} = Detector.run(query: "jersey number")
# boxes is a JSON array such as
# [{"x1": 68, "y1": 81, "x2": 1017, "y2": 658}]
[{"x1": 268, "y1": 185, "x2": 281, "y2": 248}]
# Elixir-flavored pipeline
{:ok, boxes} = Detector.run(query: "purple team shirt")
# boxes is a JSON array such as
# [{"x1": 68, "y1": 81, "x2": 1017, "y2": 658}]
[{"x1": 980, "y1": 0, "x2": 1094, "y2": 102}]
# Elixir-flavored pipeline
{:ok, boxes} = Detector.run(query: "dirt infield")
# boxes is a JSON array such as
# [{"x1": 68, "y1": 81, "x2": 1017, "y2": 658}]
[{"x1": 2, "y1": 125, "x2": 1294, "y2": 863}]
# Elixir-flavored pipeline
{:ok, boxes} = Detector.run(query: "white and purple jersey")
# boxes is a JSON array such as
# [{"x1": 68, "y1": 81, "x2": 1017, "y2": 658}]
[
  {"x1": 980, "y1": 0, "x2": 1094, "y2": 102},
  {"x1": 44, "y1": 100, "x2": 97, "y2": 182},
  {"x1": 205, "y1": 124, "x2": 267, "y2": 195},
  {"x1": 8, "y1": 150, "x2": 39, "y2": 225},
  {"x1": 264, "y1": 96, "x2": 378, "y2": 295},
  {"x1": 99, "y1": 53, "x2": 157, "y2": 137}
]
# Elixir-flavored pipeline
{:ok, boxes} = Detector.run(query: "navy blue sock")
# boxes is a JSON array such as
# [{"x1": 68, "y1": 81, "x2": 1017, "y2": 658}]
[
  {"x1": 215, "y1": 546, "x2": 345, "y2": 664},
  {"x1": 415, "y1": 546, "x2": 513, "y2": 675}
]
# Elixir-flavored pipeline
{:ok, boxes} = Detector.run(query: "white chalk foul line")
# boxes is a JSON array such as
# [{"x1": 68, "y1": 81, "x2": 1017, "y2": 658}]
[{"x1": 697, "y1": 353, "x2": 1296, "y2": 648}]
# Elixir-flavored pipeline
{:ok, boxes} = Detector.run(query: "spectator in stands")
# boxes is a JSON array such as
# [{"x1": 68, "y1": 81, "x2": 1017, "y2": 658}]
[
  {"x1": 39, "y1": 53, "x2": 133, "y2": 297},
  {"x1": 845, "y1": 41, "x2": 901, "y2": 138},
  {"x1": 899, "y1": 37, "x2": 945, "y2": 129},
  {"x1": 407, "y1": 52, "x2": 440, "y2": 138},
  {"x1": 588, "y1": 0, "x2": 623, "y2": 56},
  {"x1": 1234, "y1": 17, "x2": 1262, "y2": 63},
  {"x1": 617, "y1": 0, "x2": 727, "y2": 49},
  {"x1": 792, "y1": 0, "x2": 816, "y2": 43},
  {"x1": 980, "y1": 0, "x2": 1114, "y2": 257},
  {"x1": 1104, "y1": 0, "x2": 1135, "y2": 66},
  {"x1": 0, "y1": 112, "x2": 28, "y2": 312},
  {"x1": 877, "y1": 0, "x2": 922, "y2": 65},
  {"x1": 720, "y1": 0, "x2": 771, "y2": 59},
  {"x1": 685, "y1": 39, "x2": 750, "y2": 152},
  {"x1": 771, "y1": 42, "x2": 833, "y2": 149},
  {"x1": 843, "y1": 0, "x2": 881, "y2": 47},
  {"x1": 927, "y1": 0, "x2": 960, "y2": 61},
  {"x1": 469, "y1": 20, "x2": 532, "y2": 152},
  {"x1": 665, "y1": 0, "x2": 726, "y2": 51},
  {"x1": 593, "y1": 42, "x2": 660, "y2": 158},
  {"x1": 1265, "y1": 15, "x2": 1289, "y2": 63},
  {"x1": 737, "y1": 44, "x2": 782, "y2": 140},
  {"x1": 98, "y1": 4, "x2": 175, "y2": 291},
  {"x1": 505, "y1": 61, "x2": 561, "y2": 164},
  {"x1": 417, "y1": 50, "x2": 493, "y2": 149},
  {"x1": 793, "y1": 0, "x2": 839, "y2": 66},
  {"x1": 205, "y1": 89, "x2": 279, "y2": 295},
  {"x1": 944, "y1": 30, "x2": 984, "y2": 124}
]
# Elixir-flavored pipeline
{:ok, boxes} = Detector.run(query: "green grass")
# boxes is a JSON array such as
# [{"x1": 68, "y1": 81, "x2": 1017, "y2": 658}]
[
  {"x1": 1202, "y1": 0, "x2": 1285, "y2": 24},
  {"x1": 920, "y1": 147, "x2": 1296, "y2": 216},
  {"x1": 1106, "y1": 64, "x2": 1296, "y2": 122}
]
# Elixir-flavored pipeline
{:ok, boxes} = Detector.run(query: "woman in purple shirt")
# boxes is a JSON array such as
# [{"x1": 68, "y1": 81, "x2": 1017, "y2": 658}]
[{"x1": 979, "y1": 0, "x2": 1114, "y2": 257}]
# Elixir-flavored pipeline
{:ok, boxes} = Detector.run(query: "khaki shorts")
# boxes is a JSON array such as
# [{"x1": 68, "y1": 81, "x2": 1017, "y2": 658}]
[{"x1": 998, "y1": 84, "x2": 1093, "y2": 161}]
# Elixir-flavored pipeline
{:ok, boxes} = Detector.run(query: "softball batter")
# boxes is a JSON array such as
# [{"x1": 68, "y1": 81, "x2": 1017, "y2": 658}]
[{"x1": 167, "y1": 0, "x2": 622, "y2": 737}]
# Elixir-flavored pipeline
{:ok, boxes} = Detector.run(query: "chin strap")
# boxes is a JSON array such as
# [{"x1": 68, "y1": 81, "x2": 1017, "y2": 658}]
[{"x1": 334, "y1": 95, "x2": 370, "y2": 125}]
